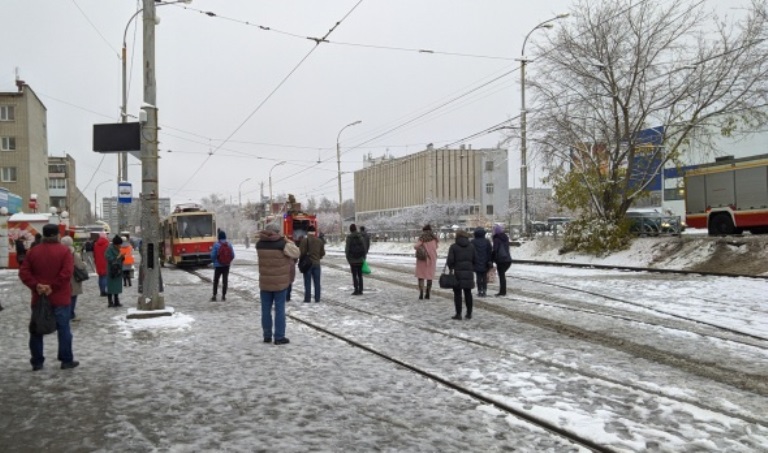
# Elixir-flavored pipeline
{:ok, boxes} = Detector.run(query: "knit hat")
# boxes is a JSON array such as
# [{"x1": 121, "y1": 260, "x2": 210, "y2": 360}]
[
  {"x1": 218, "y1": 230, "x2": 227, "y2": 240},
  {"x1": 42, "y1": 224, "x2": 59, "y2": 238},
  {"x1": 112, "y1": 235, "x2": 123, "y2": 245},
  {"x1": 265, "y1": 223, "x2": 281, "y2": 234},
  {"x1": 307, "y1": 225, "x2": 316, "y2": 232},
  {"x1": 493, "y1": 224, "x2": 504, "y2": 235},
  {"x1": 61, "y1": 236, "x2": 74, "y2": 247}
]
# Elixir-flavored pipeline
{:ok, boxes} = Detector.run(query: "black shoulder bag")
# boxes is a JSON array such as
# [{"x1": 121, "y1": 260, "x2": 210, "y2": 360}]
[{"x1": 29, "y1": 294, "x2": 57, "y2": 335}]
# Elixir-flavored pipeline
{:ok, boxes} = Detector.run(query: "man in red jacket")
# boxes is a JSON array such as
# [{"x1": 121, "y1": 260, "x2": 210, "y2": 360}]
[
  {"x1": 19, "y1": 224, "x2": 78, "y2": 371},
  {"x1": 92, "y1": 233, "x2": 110, "y2": 296}
]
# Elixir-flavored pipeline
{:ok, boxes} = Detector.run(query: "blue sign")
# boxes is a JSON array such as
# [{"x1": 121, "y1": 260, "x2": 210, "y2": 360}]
[{"x1": 118, "y1": 182, "x2": 132, "y2": 204}]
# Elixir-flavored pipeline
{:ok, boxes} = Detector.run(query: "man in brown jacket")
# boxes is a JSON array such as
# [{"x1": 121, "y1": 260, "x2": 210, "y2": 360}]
[{"x1": 256, "y1": 223, "x2": 299, "y2": 345}]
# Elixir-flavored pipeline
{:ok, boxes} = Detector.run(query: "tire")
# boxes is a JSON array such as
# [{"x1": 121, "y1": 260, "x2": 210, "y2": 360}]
[{"x1": 708, "y1": 214, "x2": 735, "y2": 236}]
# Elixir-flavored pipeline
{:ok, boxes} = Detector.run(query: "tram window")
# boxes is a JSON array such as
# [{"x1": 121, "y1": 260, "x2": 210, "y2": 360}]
[{"x1": 177, "y1": 215, "x2": 214, "y2": 238}]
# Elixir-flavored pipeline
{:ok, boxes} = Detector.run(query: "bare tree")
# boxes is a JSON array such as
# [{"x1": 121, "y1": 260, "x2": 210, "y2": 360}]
[{"x1": 528, "y1": 0, "x2": 768, "y2": 226}]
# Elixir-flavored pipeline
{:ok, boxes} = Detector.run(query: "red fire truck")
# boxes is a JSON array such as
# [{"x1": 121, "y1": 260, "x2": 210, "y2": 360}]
[
  {"x1": 685, "y1": 154, "x2": 768, "y2": 235},
  {"x1": 262, "y1": 196, "x2": 318, "y2": 241}
]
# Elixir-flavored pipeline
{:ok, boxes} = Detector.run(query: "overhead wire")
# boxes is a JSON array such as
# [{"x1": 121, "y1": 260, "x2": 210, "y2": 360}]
[{"x1": 170, "y1": 0, "x2": 366, "y2": 198}]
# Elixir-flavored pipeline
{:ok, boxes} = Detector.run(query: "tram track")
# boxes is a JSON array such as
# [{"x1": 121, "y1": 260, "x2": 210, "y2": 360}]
[
  {"x1": 363, "y1": 258, "x2": 768, "y2": 346},
  {"x1": 188, "y1": 265, "x2": 768, "y2": 433},
  {"x1": 188, "y1": 267, "x2": 612, "y2": 452},
  {"x1": 316, "y1": 259, "x2": 768, "y2": 396}
]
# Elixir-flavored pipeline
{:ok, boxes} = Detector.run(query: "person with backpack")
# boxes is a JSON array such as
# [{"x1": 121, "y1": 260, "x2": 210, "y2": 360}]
[
  {"x1": 299, "y1": 225, "x2": 325, "y2": 302},
  {"x1": 105, "y1": 235, "x2": 125, "y2": 308},
  {"x1": 413, "y1": 224, "x2": 438, "y2": 300},
  {"x1": 470, "y1": 227, "x2": 493, "y2": 297},
  {"x1": 210, "y1": 229, "x2": 235, "y2": 301},
  {"x1": 120, "y1": 236, "x2": 135, "y2": 287},
  {"x1": 491, "y1": 224, "x2": 513, "y2": 296},
  {"x1": 345, "y1": 223, "x2": 367, "y2": 296},
  {"x1": 83, "y1": 237, "x2": 95, "y2": 271}
]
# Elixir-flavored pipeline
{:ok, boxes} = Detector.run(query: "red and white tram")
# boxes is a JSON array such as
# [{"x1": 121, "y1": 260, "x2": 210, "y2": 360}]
[{"x1": 161, "y1": 203, "x2": 216, "y2": 267}]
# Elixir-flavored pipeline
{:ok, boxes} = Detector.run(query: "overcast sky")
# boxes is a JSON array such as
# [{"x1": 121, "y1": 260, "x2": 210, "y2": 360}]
[{"x1": 1, "y1": 0, "x2": 749, "y2": 208}]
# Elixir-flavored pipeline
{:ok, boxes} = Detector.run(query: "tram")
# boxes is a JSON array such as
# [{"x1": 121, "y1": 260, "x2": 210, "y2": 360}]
[{"x1": 161, "y1": 203, "x2": 216, "y2": 267}]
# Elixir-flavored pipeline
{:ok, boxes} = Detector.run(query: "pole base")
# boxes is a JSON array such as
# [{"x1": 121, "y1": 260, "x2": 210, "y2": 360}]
[
  {"x1": 126, "y1": 305, "x2": 174, "y2": 319},
  {"x1": 136, "y1": 294, "x2": 165, "y2": 311}
]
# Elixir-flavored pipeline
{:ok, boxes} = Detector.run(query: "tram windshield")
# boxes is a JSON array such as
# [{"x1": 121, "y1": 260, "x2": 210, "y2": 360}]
[{"x1": 177, "y1": 215, "x2": 214, "y2": 238}]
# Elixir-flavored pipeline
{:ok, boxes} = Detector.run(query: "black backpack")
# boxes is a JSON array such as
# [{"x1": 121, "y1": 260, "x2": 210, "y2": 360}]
[{"x1": 349, "y1": 235, "x2": 366, "y2": 259}]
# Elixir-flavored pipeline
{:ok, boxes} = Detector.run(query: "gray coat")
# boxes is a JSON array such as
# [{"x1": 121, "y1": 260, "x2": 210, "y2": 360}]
[{"x1": 447, "y1": 231, "x2": 476, "y2": 289}]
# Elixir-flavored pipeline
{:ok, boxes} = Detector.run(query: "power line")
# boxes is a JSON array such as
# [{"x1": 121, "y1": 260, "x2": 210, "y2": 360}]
[
  {"x1": 175, "y1": 4, "x2": 513, "y2": 61},
  {"x1": 69, "y1": 0, "x2": 120, "y2": 58},
  {"x1": 171, "y1": 1, "x2": 366, "y2": 197}
]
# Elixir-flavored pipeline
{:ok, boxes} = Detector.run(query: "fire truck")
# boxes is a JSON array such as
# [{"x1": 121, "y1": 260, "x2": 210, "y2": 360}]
[
  {"x1": 685, "y1": 154, "x2": 768, "y2": 235},
  {"x1": 261, "y1": 195, "x2": 318, "y2": 242}
]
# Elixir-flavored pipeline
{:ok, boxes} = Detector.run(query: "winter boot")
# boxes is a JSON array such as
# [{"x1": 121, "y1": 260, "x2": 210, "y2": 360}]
[
  {"x1": 418, "y1": 279, "x2": 424, "y2": 300},
  {"x1": 425, "y1": 281, "x2": 432, "y2": 299},
  {"x1": 107, "y1": 295, "x2": 114, "y2": 308}
]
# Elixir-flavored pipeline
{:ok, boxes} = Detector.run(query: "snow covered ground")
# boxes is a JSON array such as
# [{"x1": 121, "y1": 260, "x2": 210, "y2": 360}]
[{"x1": 0, "y1": 238, "x2": 766, "y2": 452}]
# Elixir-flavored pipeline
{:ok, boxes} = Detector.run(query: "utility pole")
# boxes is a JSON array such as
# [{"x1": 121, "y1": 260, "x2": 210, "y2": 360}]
[{"x1": 138, "y1": 0, "x2": 163, "y2": 310}]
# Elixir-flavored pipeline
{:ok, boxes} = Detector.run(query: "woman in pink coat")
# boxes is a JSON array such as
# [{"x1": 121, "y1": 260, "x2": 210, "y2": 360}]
[{"x1": 414, "y1": 224, "x2": 439, "y2": 300}]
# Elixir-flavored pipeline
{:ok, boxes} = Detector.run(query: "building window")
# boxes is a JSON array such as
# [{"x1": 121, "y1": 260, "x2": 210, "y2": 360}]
[
  {"x1": 664, "y1": 187, "x2": 684, "y2": 201},
  {"x1": 1, "y1": 167, "x2": 17, "y2": 182},
  {"x1": 486, "y1": 205, "x2": 494, "y2": 215},
  {"x1": 0, "y1": 105, "x2": 14, "y2": 121},
  {"x1": 485, "y1": 183, "x2": 494, "y2": 194},
  {"x1": 1, "y1": 137, "x2": 16, "y2": 151},
  {"x1": 49, "y1": 164, "x2": 67, "y2": 173},
  {"x1": 49, "y1": 178, "x2": 66, "y2": 189},
  {"x1": 485, "y1": 161, "x2": 494, "y2": 171}
]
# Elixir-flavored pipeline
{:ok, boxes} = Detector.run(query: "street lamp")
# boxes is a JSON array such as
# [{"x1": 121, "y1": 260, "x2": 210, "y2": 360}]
[
  {"x1": 336, "y1": 120, "x2": 362, "y2": 237},
  {"x1": 120, "y1": 0, "x2": 191, "y2": 234},
  {"x1": 518, "y1": 13, "x2": 568, "y2": 237},
  {"x1": 269, "y1": 161, "x2": 286, "y2": 217},
  {"x1": 238, "y1": 177, "x2": 251, "y2": 208},
  {"x1": 94, "y1": 179, "x2": 112, "y2": 220}
]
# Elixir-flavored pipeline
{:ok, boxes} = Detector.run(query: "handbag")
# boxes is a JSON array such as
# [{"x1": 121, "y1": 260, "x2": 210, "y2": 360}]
[
  {"x1": 438, "y1": 264, "x2": 458, "y2": 289},
  {"x1": 29, "y1": 294, "x2": 57, "y2": 335},
  {"x1": 74, "y1": 265, "x2": 90, "y2": 282},
  {"x1": 361, "y1": 259, "x2": 371, "y2": 275},
  {"x1": 298, "y1": 252, "x2": 312, "y2": 273}
]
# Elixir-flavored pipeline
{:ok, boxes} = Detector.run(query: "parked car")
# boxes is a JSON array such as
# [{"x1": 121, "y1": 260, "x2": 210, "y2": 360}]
[{"x1": 625, "y1": 208, "x2": 683, "y2": 236}]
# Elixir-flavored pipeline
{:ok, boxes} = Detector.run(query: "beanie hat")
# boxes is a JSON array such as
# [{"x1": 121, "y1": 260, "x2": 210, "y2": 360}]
[
  {"x1": 218, "y1": 230, "x2": 227, "y2": 240},
  {"x1": 42, "y1": 224, "x2": 59, "y2": 238},
  {"x1": 493, "y1": 224, "x2": 504, "y2": 235},
  {"x1": 307, "y1": 225, "x2": 316, "y2": 232},
  {"x1": 112, "y1": 235, "x2": 123, "y2": 245},
  {"x1": 265, "y1": 223, "x2": 281, "y2": 234},
  {"x1": 61, "y1": 236, "x2": 74, "y2": 247}
]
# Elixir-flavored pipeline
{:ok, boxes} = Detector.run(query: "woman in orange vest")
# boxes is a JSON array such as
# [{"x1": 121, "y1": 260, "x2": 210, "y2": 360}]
[{"x1": 119, "y1": 237, "x2": 135, "y2": 287}]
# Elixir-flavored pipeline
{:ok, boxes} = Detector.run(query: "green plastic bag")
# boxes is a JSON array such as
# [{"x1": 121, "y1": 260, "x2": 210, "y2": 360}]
[{"x1": 361, "y1": 260, "x2": 371, "y2": 275}]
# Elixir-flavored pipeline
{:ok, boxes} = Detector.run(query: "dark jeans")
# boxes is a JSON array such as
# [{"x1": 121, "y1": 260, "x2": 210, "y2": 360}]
[
  {"x1": 474, "y1": 271, "x2": 488, "y2": 295},
  {"x1": 350, "y1": 264, "x2": 363, "y2": 293},
  {"x1": 261, "y1": 289, "x2": 287, "y2": 341},
  {"x1": 452, "y1": 287, "x2": 473, "y2": 317},
  {"x1": 98, "y1": 274, "x2": 107, "y2": 294},
  {"x1": 30, "y1": 305, "x2": 74, "y2": 367},
  {"x1": 213, "y1": 265, "x2": 230, "y2": 297},
  {"x1": 303, "y1": 265, "x2": 322, "y2": 301},
  {"x1": 496, "y1": 261, "x2": 512, "y2": 294},
  {"x1": 70, "y1": 295, "x2": 78, "y2": 319}
]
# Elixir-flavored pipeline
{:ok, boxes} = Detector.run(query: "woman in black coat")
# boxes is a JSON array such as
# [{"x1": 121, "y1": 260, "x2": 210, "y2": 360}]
[
  {"x1": 447, "y1": 230, "x2": 477, "y2": 320},
  {"x1": 492, "y1": 224, "x2": 513, "y2": 296},
  {"x1": 470, "y1": 227, "x2": 493, "y2": 297}
]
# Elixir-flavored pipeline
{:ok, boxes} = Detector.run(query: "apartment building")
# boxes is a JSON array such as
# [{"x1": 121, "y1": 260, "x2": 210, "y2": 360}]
[
  {"x1": 354, "y1": 145, "x2": 509, "y2": 226},
  {"x1": 48, "y1": 154, "x2": 91, "y2": 225},
  {"x1": 0, "y1": 80, "x2": 49, "y2": 213}
]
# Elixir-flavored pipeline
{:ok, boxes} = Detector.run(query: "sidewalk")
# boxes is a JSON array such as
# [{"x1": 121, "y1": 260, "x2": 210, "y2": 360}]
[{"x1": 0, "y1": 266, "x2": 566, "y2": 452}]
